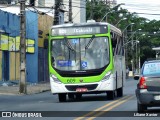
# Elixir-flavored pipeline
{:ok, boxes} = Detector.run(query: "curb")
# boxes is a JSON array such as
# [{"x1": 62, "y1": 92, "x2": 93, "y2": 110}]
[
  {"x1": 0, "y1": 87, "x2": 51, "y2": 95},
  {"x1": 0, "y1": 93, "x2": 20, "y2": 95},
  {"x1": 0, "y1": 89, "x2": 51, "y2": 95}
]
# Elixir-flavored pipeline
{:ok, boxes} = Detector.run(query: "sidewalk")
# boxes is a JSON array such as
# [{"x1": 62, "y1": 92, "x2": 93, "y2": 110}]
[{"x1": 0, "y1": 81, "x2": 51, "y2": 95}]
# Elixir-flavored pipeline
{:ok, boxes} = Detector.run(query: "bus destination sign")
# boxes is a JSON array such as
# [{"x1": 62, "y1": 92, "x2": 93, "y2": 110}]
[{"x1": 51, "y1": 26, "x2": 107, "y2": 36}]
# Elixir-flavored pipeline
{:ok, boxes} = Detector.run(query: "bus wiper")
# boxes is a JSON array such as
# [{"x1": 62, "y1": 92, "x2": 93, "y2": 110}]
[
  {"x1": 65, "y1": 38, "x2": 77, "y2": 65},
  {"x1": 65, "y1": 37, "x2": 76, "y2": 52},
  {"x1": 85, "y1": 35, "x2": 95, "y2": 49}
]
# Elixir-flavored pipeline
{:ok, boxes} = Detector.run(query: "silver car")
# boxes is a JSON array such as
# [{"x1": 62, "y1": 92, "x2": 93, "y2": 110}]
[{"x1": 134, "y1": 60, "x2": 160, "y2": 112}]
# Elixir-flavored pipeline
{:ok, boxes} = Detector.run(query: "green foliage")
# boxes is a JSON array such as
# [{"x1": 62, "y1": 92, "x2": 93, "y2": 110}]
[
  {"x1": 86, "y1": 0, "x2": 110, "y2": 21},
  {"x1": 86, "y1": 1, "x2": 160, "y2": 67}
]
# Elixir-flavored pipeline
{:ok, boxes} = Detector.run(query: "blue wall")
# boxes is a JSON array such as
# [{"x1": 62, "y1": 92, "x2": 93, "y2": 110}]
[
  {"x1": 26, "y1": 11, "x2": 38, "y2": 83},
  {"x1": 0, "y1": 10, "x2": 38, "y2": 83}
]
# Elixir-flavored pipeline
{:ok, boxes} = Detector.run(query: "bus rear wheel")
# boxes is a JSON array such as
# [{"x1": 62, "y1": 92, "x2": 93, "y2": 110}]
[
  {"x1": 58, "y1": 93, "x2": 66, "y2": 102},
  {"x1": 117, "y1": 87, "x2": 123, "y2": 97},
  {"x1": 107, "y1": 91, "x2": 115, "y2": 100}
]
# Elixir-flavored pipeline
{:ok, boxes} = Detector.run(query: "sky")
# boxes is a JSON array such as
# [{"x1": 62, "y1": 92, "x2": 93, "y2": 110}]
[{"x1": 117, "y1": 0, "x2": 160, "y2": 20}]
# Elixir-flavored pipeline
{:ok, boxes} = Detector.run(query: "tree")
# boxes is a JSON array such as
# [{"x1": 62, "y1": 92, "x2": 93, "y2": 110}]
[
  {"x1": 86, "y1": 0, "x2": 110, "y2": 21},
  {"x1": 86, "y1": 1, "x2": 160, "y2": 69}
]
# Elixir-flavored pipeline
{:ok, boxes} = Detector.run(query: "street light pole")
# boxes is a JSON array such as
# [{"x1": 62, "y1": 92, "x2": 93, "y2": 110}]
[
  {"x1": 123, "y1": 40, "x2": 139, "y2": 76},
  {"x1": 131, "y1": 29, "x2": 142, "y2": 76},
  {"x1": 122, "y1": 23, "x2": 135, "y2": 33},
  {"x1": 100, "y1": 3, "x2": 125, "y2": 22},
  {"x1": 100, "y1": 10, "x2": 115, "y2": 22},
  {"x1": 123, "y1": 40, "x2": 139, "y2": 47},
  {"x1": 122, "y1": 23, "x2": 135, "y2": 68},
  {"x1": 136, "y1": 34, "x2": 145, "y2": 74},
  {"x1": 136, "y1": 39, "x2": 138, "y2": 73},
  {"x1": 138, "y1": 42, "x2": 141, "y2": 74},
  {"x1": 115, "y1": 17, "x2": 127, "y2": 26},
  {"x1": 131, "y1": 25, "x2": 134, "y2": 76}
]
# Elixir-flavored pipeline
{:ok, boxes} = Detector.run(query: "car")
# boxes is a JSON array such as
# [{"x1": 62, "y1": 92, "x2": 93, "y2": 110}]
[{"x1": 134, "y1": 60, "x2": 160, "y2": 112}]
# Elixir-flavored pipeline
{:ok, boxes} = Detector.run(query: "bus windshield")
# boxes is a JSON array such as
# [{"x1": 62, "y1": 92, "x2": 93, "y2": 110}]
[{"x1": 51, "y1": 37, "x2": 110, "y2": 71}]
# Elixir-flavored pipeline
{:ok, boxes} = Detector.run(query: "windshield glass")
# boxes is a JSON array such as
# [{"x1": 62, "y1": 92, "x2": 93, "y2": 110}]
[
  {"x1": 51, "y1": 37, "x2": 109, "y2": 71},
  {"x1": 143, "y1": 62, "x2": 160, "y2": 76}
]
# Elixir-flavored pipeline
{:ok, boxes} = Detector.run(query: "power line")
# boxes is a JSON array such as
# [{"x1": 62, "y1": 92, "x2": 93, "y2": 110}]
[
  {"x1": 72, "y1": 10, "x2": 80, "y2": 20},
  {"x1": 135, "y1": 12, "x2": 160, "y2": 16},
  {"x1": 34, "y1": 0, "x2": 49, "y2": 7},
  {"x1": 63, "y1": 1, "x2": 86, "y2": 6},
  {"x1": 62, "y1": 3, "x2": 86, "y2": 9},
  {"x1": 26, "y1": 1, "x2": 55, "y2": 15},
  {"x1": 120, "y1": 2, "x2": 160, "y2": 13},
  {"x1": 123, "y1": 6, "x2": 160, "y2": 12}
]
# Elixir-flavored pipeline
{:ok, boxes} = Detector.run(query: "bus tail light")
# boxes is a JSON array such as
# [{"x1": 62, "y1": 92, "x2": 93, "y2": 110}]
[
  {"x1": 139, "y1": 77, "x2": 147, "y2": 89},
  {"x1": 51, "y1": 74, "x2": 62, "y2": 84}
]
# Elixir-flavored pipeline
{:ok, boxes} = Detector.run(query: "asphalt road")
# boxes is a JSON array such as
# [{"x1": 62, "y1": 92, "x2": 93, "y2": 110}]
[{"x1": 0, "y1": 78, "x2": 160, "y2": 120}]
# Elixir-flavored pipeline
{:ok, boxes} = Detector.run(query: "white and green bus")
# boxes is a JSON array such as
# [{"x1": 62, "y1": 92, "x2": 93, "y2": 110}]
[{"x1": 48, "y1": 22, "x2": 126, "y2": 102}]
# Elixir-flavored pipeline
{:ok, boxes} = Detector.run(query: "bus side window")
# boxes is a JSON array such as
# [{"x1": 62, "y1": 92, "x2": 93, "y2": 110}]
[
  {"x1": 116, "y1": 36, "x2": 122, "y2": 55},
  {"x1": 119, "y1": 37, "x2": 124, "y2": 56},
  {"x1": 111, "y1": 32, "x2": 117, "y2": 48}
]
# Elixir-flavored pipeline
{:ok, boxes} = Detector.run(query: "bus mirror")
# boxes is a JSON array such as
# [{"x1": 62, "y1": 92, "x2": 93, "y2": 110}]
[{"x1": 44, "y1": 39, "x2": 48, "y2": 49}]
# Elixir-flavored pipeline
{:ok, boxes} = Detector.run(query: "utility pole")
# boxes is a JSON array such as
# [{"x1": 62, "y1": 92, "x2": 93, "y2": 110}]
[
  {"x1": 90, "y1": 0, "x2": 94, "y2": 19},
  {"x1": 19, "y1": 0, "x2": 27, "y2": 94},
  {"x1": 54, "y1": 0, "x2": 61, "y2": 25},
  {"x1": 131, "y1": 25, "x2": 134, "y2": 77},
  {"x1": 69, "y1": 0, "x2": 72, "y2": 22}
]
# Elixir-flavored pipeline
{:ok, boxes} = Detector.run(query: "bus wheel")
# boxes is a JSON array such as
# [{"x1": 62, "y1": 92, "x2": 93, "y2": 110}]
[
  {"x1": 107, "y1": 91, "x2": 114, "y2": 100},
  {"x1": 117, "y1": 87, "x2": 123, "y2": 97},
  {"x1": 58, "y1": 93, "x2": 66, "y2": 102},
  {"x1": 68, "y1": 93, "x2": 74, "y2": 99},
  {"x1": 75, "y1": 93, "x2": 82, "y2": 100}
]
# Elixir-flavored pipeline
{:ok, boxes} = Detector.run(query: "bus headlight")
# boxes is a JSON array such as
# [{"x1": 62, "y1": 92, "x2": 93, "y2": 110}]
[
  {"x1": 50, "y1": 74, "x2": 62, "y2": 84},
  {"x1": 101, "y1": 71, "x2": 112, "y2": 82}
]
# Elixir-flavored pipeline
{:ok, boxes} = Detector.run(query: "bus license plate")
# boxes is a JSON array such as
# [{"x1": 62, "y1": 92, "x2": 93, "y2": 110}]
[{"x1": 76, "y1": 88, "x2": 88, "y2": 92}]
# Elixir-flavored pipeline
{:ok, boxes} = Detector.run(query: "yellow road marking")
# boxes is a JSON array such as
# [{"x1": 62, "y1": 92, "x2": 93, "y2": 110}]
[
  {"x1": 74, "y1": 95, "x2": 132, "y2": 120},
  {"x1": 86, "y1": 95, "x2": 135, "y2": 120}
]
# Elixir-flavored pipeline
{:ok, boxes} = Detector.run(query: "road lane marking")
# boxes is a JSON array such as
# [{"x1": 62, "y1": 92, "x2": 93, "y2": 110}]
[
  {"x1": 86, "y1": 95, "x2": 135, "y2": 120},
  {"x1": 74, "y1": 95, "x2": 132, "y2": 120}
]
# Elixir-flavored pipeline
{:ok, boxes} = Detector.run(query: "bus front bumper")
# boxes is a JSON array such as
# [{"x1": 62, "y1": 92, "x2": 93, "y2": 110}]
[{"x1": 50, "y1": 77, "x2": 116, "y2": 94}]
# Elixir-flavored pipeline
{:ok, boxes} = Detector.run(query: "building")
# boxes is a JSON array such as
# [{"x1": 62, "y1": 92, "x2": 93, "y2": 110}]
[
  {"x1": 34, "y1": 0, "x2": 86, "y2": 23},
  {"x1": 6, "y1": 0, "x2": 86, "y2": 23},
  {"x1": 0, "y1": 0, "x2": 85, "y2": 83},
  {"x1": 63, "y1": 0, "x2": 86, "y2": 23},
  {"x1": 0, "y1": 7, "x2": 38, "y2": 83},
  {"x1": 0, "y1": 5, "x2": 64, "y2": 83}
]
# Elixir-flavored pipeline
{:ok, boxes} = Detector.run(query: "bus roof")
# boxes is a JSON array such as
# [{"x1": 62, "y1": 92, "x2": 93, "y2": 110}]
[{"x1": 51, "y1": 22, "x2": 122, "y2": 36}]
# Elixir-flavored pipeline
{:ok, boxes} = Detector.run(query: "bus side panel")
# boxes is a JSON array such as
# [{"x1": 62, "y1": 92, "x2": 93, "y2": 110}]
[{"x1": 111, "y1": 32, "x2": 124, "y2": 90}]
